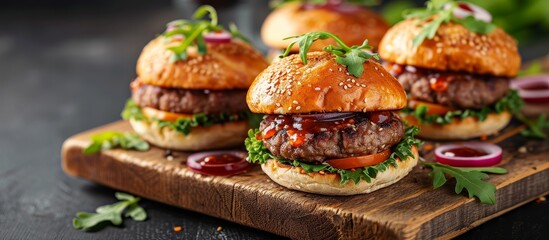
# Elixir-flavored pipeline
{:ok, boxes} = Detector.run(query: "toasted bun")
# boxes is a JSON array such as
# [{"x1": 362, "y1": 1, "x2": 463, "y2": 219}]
[
  {"x1": 261, "y1": 147, "x2": 418, "y2": 196},
  {"x1": 379, "y1": 19, "x2": 520, "y2": 77},
  {"x1": 247, "y1": 51, "x2": 407, "y2": 114},
  {"x1": 129, "y1": 119, "x2": 249, "y2": 151},
  {"x1": 401, "y1": 111, "x2": 512, "y2": 140},
  {"x1": 136, "y1": 36, "x2": 268, "y2": 90},
  {"x1": 261, "y1": 3, "x2": 389, "y2": 50}
]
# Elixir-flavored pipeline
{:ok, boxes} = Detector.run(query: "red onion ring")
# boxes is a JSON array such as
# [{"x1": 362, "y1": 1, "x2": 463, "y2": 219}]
[
  {"x1": 434, "y1": 142, "x2": 502, "y2": 167},
  {"x1": 510, "y1": 75, "x2": 549, "y2": 104},
  {"x1": 302, "y1": 1, "x2": 362, "y2": 13},
  {"x1": 187, "y1": 151, "x2": 250, "y2": 176},
  {"x1": 444, "y1": 2, "x2": 492, "y2": 23},
  {"x1": 203, "y1": 32, "x2": 232, "y2": 44},
  {"x1": 294, "y1": 112, "x2": 356, "y2": 121}
]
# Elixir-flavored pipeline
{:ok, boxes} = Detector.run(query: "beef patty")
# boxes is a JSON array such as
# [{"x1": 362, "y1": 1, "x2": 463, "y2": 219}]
[
  {"x1": 384, "y1": 63, "x2": 510, "y2": 109},
  {"x1": 259, "y1": 112, "x2": 405, "y2": 163},
  {"x1": 132, "y1": 81, "x2": 248, "y2": 114}
]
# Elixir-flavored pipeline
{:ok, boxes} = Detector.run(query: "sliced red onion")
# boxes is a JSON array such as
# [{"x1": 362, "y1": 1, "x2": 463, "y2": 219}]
[
  {"x1": 435, "y1": 142, "x2": 502, "y2": 167},
  {"x1": 204, "y1": 32, "x2": 232, "y2": 44},
  {"x1": 510, "y1": 75, "x2": 549, "y2": 104},
  {"x1": 295, "y1": 112, "x2": 356, "y2": 121},
  {"x1": 187, "y1": 151, "x2": 250, "y2": 176},
  {"x1": 444, "y1": 2, "x2": 492, "y2": 23},
  {"x1": 302, "y1": 1, "x2": 361, "y2": 13}
]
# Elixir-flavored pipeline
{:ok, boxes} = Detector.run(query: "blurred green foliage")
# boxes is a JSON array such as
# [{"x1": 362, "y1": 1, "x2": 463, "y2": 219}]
[{"x1": 381, "y1": 0, "x2": 549, "y2": 44}]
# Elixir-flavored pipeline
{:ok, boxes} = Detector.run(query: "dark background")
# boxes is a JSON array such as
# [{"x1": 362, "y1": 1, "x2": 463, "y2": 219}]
[{"x1": 0, "y1": 0, "x2": 548, "y2": 239}]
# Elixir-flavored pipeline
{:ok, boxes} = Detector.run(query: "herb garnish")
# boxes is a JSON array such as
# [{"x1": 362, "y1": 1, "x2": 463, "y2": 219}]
[
  {"x1": 270, "y1": 0, "x2": 379, "y2": 8},
  {"x1": 73, "y1": 192, "x2": 147, "y2": 231},
  {"x1": 84, "y1": 131, "x2": 149, "y2": 155},
  {"x1": 280, "y1": 31, "x2": 379, "y2": 77},
  {"x1": 402, "y1": 90, "x2": 523, "y2": 125},
  {"x1": 516, "y1": 113, "x2": 549, "y2": 139},
  {"x1": 403, "y1": 0, "x2": 496, "y2": 48},
  {"x1": 422, "y1": 162, "x2": 507, "y2": 205},
  {"x1": 163, "y1": 5, "x2": 250, "y2": 62},
  {"x1": 121, "y1": 99, "x2": 261, "y2": 135},
  {"x1": 245, "y1": 125, "x2": 422, "y2": 184}
]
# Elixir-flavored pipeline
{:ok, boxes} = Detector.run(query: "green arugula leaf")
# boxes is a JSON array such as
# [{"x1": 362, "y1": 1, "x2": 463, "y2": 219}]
[
  {"x1": 281, "y1": 32, "x2": 378, "y2": 77},
  {"x1": 84, "y1": 131, "x2": 149, "y2": 155},
  {"x1": 122, "y1": 99, "x2": 256, "y2": 136},
  {"x1": 516, "y1": 113, "x2": 549, "y2": 139},
  {"x1": 422, "y1": 162, "x2": 507, "y2": 205},
  {"x1": 518, "y1": 61, "x2": 543, "y2": 77},
  {"x1": 73, "y1": 192, "x2": 147, "y2": 231},
  {"x1": 404, "y1": 0, "x2": 497, "y2": 48},
  {"x1": 163, "y1": 5, "x2": 253, "y2": 62},
  {"x1": 453, "y1": 16, "x2": 496, "y2": 34},
  {"x1": 245, "y1": 125, "x2": 422, "y2": 185},
  {"x1": 402, "y1": 90, "x2": 523, "y2": 125}
]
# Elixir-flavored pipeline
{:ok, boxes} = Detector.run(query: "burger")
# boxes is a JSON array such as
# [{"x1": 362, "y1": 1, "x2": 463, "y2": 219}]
[
  {"x1": 245, "y1": 32, "x2": 421, "y2": 195},
  {"x1": 261, "y1": 0, "x2": 389, "y2": 61},
  {"x1": 122, "y1": 6, "x2": 268, "y2": 151},
  {"x1": 378, "y1": 1, "x2": 523, "y2": 140}
]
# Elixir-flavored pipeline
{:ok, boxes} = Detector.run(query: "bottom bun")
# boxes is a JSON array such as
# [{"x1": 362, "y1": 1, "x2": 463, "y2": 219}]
[
  {"x1": 401, "y1": 111, "x2": 511, "y2": 140},
  {"x1": 129, "y1": 119, "x2": 249, "y2": 151},
  {"x1": 261, "y1": 147, "x2": 418, "y2": 196}
]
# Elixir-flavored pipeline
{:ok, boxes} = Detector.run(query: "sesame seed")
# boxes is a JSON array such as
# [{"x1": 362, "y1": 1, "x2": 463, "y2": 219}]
[
  {"x1": 379, "y1": 128, "x2": 383, "y2": 131},
  {"x1": 292, "y1": 100, "x2": 298, "y2": 104},
  {"x1": 360, "y1": 84, "x2": 366, "y2": 87},
  {"x1": 275, "y1": 103, "x2": 281, "y2": 107},
  {"x1": 374, "y1": 66, "x2": 378, "y2": 71},
  {"x1": 339, "y1": 82, "x2": 344, "y2": 86},
  {"x1": 314, "y1": 87, "x2": 321, "y2": 91},
  {"x1": 296, "y1": 106, "x2": 301, "y2": 110},
  {"x1": 338, "y1": 68, "x2": 342, "y2": 72},
  {"x1": 329, "y1": 68, "x2": 333, "y2": 72},
  {"x1": 288, "y1": 106, "x2": 292, "y2": 110}
]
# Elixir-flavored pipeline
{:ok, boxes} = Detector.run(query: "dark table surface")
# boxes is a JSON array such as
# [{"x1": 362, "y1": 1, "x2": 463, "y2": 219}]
[{"x1": 1, "y1": 1, "x2": 548, "y2": 239}]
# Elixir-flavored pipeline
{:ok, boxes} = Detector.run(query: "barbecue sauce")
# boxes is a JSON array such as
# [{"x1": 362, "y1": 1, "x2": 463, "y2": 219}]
[
  {"x1": 260, "y1": 112, "x2": 391, "y2": 147},
  {"x1": 443, "y1": 147, "x2": 488, "y2": 157}
]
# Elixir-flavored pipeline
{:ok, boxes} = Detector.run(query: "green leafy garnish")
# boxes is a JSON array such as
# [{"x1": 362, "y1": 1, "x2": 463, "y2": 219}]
[
  {"x1": 402, "y1": 90, "x2": 523, "y2": 125},
  {"x1": 164, "y1": 5, "x2": 251, "y2": 62},
  {"x1": 245, "y1": 125, "x2": 422, "y2": 184},
  {"x1": 270, "y1": 0, "x2": 379, "y2": 8},
  {"x1": 403, "y1": 0, "x2": 497, "y2": 48},
  {"x1": 518, "y1": 61, "x2": 543, "y2": 77},
  {"x1": 121, "y1": 99, "x2": 261, "y2": 136},
  {"x1": 422, "y1": 162, "x2": 507, "y2": 205},
  {"x1": 73, "y1": 192, "x2": 147, "y2": 231},
  {"x1": 280, "y1": 31, "x2": 379, "y2": 77},
  {"x1": 516, "y1": 113, "x2": 549, "y2": 139},
  {"x1": 84, "y1": 131, "x2": 149, "y2": 155}
]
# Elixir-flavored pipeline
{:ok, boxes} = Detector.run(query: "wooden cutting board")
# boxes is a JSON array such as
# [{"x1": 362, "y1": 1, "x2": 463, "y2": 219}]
[{"x1": 62, "y1": 120, "x2": 549, "y2": 240}]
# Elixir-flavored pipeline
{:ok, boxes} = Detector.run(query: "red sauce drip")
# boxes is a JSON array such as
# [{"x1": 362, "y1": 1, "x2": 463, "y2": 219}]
[
  {"x1": 458, "y1": 3, "x2": 474, "y2": 12},
  {"x1": 430, "y1": 75, "x2": 449, "y2": 92},
  {"x1": 444, "y1": 147, "x2": 488, "y2": 157},
  {"x1": 261, "y1": 114, "x2": 359, "y2": 147},
  {"x1": 522, "y1": 83, "x2": 549, "y2": 91},
  {"x1": 368, "y1": 111, "x2": 391, "y2": 125}
]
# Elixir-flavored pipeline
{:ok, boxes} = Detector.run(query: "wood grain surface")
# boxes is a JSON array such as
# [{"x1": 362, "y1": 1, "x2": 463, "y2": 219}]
[{"x1": 62, "y1": 121, "x2": 549, "y2": 240}]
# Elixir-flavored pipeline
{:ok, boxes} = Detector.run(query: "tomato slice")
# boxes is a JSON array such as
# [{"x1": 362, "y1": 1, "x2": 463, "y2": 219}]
[
  {"x1": 142, "y1": 107, "x2": 193, "y2": 122},
  {"x1": 408, "y1": 100, "x2": 454, "y2": 115},
  {"x1": 325, "y1": 149, "x2": 391, "y2": 169}
]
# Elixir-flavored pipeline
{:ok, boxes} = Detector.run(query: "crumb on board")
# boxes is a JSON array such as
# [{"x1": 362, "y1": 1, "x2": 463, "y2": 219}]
[
  {"x1": 518, "y1": 146, "x2": 527, "y2": 153},
  {"x1": 217, "y1": 226, "x2": 223, "y2": 232},
  {"x1": 174, "y1": 226, "x2": 182, "y2": 232},
  {"x1": 536, "y1": 196, "x2": 546, "y2": 203}
]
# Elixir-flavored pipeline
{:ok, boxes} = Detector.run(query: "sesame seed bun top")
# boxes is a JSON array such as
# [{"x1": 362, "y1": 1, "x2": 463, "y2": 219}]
[
  {"x1": 261, "y1": 2, "x2": 389, "y2": 51},
  {"x1": 136, "y1": 36, "x2": 269, "y2": 90},
  {"x1": 246, "y1": 51, "x2": 407, "y2": 114},
  {"x1": 378, "y1": 19, "x2": 521, "y2": 77}
]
